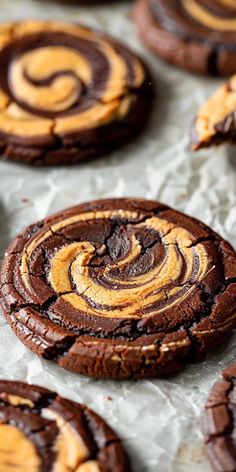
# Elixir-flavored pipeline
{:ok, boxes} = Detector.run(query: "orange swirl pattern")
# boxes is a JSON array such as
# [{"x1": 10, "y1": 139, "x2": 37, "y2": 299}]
[
  {"x1": 0, "y1": 381, "x2": 123, "y2": 472},
  {"x1": 193, "y1": 75, "x2": 236, "y2": 149},
  {"x1": 2, "y1": 198, "x2": 236, "y2": 379},
  {"x1": 135, "y1": 0, "x2": 236, "y2": 77},
  {"x1": 0, "y1": 410, "x2": 93, "y2": 472},
  {"x1": 181, "y1": 0, "x2": 236, "y2": 31},
  {"x1": 20, "y1": 209, "x2": 210, "y2": 320},
  {"x1": 0, "y1": 21, "x2": 150, "y2": 164}
]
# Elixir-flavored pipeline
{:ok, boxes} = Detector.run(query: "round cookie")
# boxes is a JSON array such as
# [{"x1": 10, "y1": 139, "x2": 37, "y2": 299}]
[
  {"x1": 0, "y1": 380, "x2": 130, "y2": 471},
  {"x1": 192, "y1": 74, "x2": 236, "y2": 150},
  {"x1": 134, "y1": 0, "x2": 236, "y2": 76},
  {"x1": 203, "y1": 363, "x2": 236, "y2": 472},
  {"x1": 0, "y1": 21, "x2": 152, "y2": 166},
  {"x1": 1, "y1": 197, "x2": 236, "y2": 379}
]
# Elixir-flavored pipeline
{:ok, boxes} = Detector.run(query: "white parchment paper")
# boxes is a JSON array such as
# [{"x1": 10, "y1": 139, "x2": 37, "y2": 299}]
[{"x1": 0, "y1": 1, "x2": 236, "y2": 470}]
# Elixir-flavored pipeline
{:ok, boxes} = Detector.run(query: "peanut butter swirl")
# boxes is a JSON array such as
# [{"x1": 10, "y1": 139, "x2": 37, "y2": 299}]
[
  {"x1": 0, "y1": 21, "x2": 151, "y2": 165},
  {"x1": 135, "y1": 0, "x2": 236, "y2": 75},
  {"x1": 0, "y1": 381, "x2": 130, "y2": 472},
  {"x1": 193, "y1": 74, "x2": 236, "y2": 150},
  {"x1": 149, "y1": 0, "x2": 236, "y2": 37},
  {"x1": 1, "y1": 198, "x2": 236, "y2": 379}
]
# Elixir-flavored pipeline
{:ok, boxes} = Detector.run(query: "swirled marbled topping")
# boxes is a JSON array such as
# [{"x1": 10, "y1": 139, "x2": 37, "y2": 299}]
[
  {"x1": 193, "y1": 74, "x2": 236, "y2": 149},
  {"x1": 1, "y1": 198, "x2": 236, "y2": 379},
  {"x1": 0, "y1": 380, "x2": 130, "y2": 472},
  {"x1": 0, "y1": 21, "x2": 151, "y2": 164},
  {"x1": 134, "y1": 0, "x2": 236, "y2": 75},
  {"x1": 149, "y1": 0, "x2": 236, "y2": 39},
  {"x1": 20, "y1": 209, "x2": 209, "y2": 319}
]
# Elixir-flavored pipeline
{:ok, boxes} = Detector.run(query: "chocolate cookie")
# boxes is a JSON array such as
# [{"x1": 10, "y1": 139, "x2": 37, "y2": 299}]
[
  {"x1": 134, "y1": 0, "x2": 236, "y2": 76},
  {"x1": 0, "y1": 21, "x2": 152, "y2": 166},
  {"x1": 1, "y1": 197, "x2": 236, "y2": 379},
  {"x1": 0, "y1": 380, "x2": 130, "y2": 471},
  {"x1": 203, "y1": 363, "x2": 236, "y2": 472},
  {"x1": 192, "y1": 75, "x2": 236, "y2": 150}
]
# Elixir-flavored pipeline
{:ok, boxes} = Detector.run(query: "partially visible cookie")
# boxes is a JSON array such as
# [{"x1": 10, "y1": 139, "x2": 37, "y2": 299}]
[
  {"x1": 0, "y1": 20, "x2": 152, "y2": 166},
  {"x1": 192, "y1": 75, "x2": 236, "y2": 150},
  {"x1": 134, "y1": 0, "x2": 236, "y2": 76},
  {"x1": 203, "y1": 363, "x2": 236, "y2": 472},
  {"x1": 1, "y1": 198, "x2": 236, "y2": 379},
  {"x1": 0, "y1": 380, "x2": 130, "y2": 471}
]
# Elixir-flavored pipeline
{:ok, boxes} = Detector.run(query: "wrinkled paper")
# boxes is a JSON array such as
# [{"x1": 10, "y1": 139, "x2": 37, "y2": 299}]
[{"x1": 0, "y1": 1, "x2": 236, "y2": 470}]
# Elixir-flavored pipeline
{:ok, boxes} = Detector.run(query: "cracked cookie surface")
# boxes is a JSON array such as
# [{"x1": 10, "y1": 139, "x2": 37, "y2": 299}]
[
  {"x1": 192, "y1": 74, "x2": 236, "y2": 150},
  {"x1": 134, "y1": 0, "x2": 236, "y2": 76},
  {"x1": 1, "y1": 197, "x2": 236, "y2": 379},
  {"x1": 0, "y1": 380, "x2": 130, "y2": 472},
  {"x1": 0, "y1": 20, "x2": 152, "y2": 166},
  {"x1": 203, "y1": 363, "x2": 236, "y2": 472}
]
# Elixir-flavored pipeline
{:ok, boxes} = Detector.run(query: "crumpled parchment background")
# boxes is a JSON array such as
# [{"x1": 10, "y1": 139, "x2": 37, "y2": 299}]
[{"x1": 0, "y1": 1, "x2": 236, "y2": 470}]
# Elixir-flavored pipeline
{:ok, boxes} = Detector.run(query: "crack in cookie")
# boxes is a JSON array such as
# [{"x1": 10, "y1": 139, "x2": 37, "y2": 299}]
[
  {"x1": 204, "y1": 362, "x2": 236, "y2": 472},
  {"x1": 1, "y1": 198, "x2": 236, "y2": 379}
]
